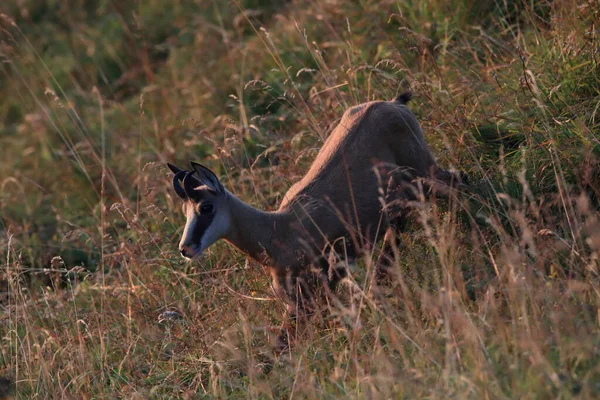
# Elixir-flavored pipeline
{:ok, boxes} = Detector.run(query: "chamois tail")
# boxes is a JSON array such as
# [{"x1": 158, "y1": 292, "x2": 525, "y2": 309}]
[{"x1": 394, "y1": 91, "x2": 412, "y2": 104}]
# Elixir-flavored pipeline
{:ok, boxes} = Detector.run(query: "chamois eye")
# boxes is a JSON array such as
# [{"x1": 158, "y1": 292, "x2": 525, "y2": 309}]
[{"x1": 200, "y1": 203, "x2": 214, "y2": 214}]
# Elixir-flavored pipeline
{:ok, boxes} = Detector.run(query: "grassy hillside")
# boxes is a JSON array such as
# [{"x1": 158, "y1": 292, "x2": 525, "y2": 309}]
[{"x1": 1, "y1": 0, "x2": 599, "y2": 398}]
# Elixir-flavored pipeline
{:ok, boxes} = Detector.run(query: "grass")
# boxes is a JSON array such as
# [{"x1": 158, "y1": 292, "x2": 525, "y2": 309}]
[{"x1": 1, "y1": 0, "x2": 599, "y2": 398}]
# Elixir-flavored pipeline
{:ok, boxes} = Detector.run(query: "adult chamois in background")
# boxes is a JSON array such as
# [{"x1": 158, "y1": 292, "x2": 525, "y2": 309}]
[{"x1": 167, "y1": 92, "x2": 466, "y2": 350}]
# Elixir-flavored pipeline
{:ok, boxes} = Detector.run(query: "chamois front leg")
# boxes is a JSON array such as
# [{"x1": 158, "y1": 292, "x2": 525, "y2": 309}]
[{"x1": 271, "y1": 267, "x2": 330, "y2": 352}]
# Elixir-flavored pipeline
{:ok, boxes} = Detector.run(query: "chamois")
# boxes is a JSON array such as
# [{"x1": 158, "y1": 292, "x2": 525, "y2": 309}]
[{"x1": 167, "y1": 92, "x2": 466, "y2": 349}]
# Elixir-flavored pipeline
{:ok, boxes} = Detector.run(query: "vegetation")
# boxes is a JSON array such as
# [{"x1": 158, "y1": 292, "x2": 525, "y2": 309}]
[{"x1": 1, "y1": 0, "x2": 599, "y2": 397}]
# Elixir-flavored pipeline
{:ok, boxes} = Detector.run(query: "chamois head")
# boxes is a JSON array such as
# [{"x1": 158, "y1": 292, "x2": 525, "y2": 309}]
[{"x1": 167, "y1": 162, "x2": 231, "y2": 259}]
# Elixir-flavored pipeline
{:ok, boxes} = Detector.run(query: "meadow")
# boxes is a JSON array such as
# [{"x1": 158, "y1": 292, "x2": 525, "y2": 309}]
[{"x1": 0, "y1": 0, "x2": 599, "y2": 398}]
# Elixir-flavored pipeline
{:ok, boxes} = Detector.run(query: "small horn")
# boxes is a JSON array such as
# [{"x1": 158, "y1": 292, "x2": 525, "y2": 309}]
[
  {"x1": 172, "y1": 170, "x2": 188, "y2": 199},
  {"x1": 167, "y1": 162, "x2": 185, "y2": 175},
  {"x1": 183, "y1": 171, "x2": 199, "y2": 199}
]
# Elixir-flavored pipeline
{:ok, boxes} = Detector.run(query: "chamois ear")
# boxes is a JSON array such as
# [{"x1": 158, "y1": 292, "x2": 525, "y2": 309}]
[
  {"x1": 190, "y1": 161, "x2": 224, "y2": 193},
  {"x1": 167, "y1": 163, "x2": 185, "y2": 175}
]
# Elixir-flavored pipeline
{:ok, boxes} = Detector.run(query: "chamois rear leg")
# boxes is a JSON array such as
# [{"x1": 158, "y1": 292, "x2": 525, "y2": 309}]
[
  {"x1": 375, "y1": 173, "x2": 415, "y2": 285},
  {"x1": 375, "y1": 218, "x2": 408, "y2": 285}
]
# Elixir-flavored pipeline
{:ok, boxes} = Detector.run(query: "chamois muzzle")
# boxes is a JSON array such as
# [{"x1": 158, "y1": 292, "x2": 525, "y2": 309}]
[{"x1": 180, "y1": 245, "x2": 198, "y2": 259}]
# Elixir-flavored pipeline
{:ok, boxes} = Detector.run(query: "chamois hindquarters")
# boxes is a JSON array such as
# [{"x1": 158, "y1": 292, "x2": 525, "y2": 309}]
[
  {"x1": 374, "y1": 99, "x2": 468, "y2": 199},
  {"x1": 371, "y1": 96, "x2": 469, "y2": 282}
]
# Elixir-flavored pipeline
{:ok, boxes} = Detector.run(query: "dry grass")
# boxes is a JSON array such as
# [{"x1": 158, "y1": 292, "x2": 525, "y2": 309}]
[{"x1": 1, "y1": 0, "x2": 599, "y2": 398}]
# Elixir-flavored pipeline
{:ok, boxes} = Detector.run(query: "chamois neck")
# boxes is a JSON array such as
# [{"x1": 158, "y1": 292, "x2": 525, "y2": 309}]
[{"x1": 223, "y1": 191, "x2": 288, "y2": 263}]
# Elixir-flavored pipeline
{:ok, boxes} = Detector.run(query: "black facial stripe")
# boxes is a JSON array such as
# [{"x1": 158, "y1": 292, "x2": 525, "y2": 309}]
[{"x1": 192, "y1": 212, "x2": 216, "y2": 245}]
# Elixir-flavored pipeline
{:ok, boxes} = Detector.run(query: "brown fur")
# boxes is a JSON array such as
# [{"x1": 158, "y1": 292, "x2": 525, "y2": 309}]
[
  {"x1": 224, "y1": 99, "x2": 444, "y2": 270},
  {"x1": 169, "y1": 94, "x2": 465, "y2": 350}
]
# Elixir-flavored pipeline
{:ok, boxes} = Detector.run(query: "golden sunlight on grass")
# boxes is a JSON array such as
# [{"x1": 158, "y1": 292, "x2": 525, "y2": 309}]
[{"x1": 1, "y1": 0, "x2": 599, "y2": 398}]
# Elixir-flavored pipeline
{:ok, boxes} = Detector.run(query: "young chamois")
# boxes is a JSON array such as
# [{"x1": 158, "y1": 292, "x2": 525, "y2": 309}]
[{"x1": 167, "y1": 92, "x2": 466, "y2": 349}]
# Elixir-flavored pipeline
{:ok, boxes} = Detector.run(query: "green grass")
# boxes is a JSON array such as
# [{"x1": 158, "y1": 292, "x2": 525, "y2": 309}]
[{"x1": 1, "y1": 0, "x2": 599, "y2": 398}]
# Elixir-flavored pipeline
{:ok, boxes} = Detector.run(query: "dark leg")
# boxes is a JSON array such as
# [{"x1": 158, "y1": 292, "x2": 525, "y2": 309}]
[
  {"x1": 422, "y1": 167, "x2": 469, "y2": 199},
  {"x1": 375, "y1": 219, "x2": 407, "y2": 285},
  {"x1": 376, "y1": 170, "x2": 415, "y2": 285},
  {"x1": 271, "y1": 268, "x2": 330, "y2": 353},
  {"x1": 376, "y1": 228, "x2": 398, "y2": 284}
]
